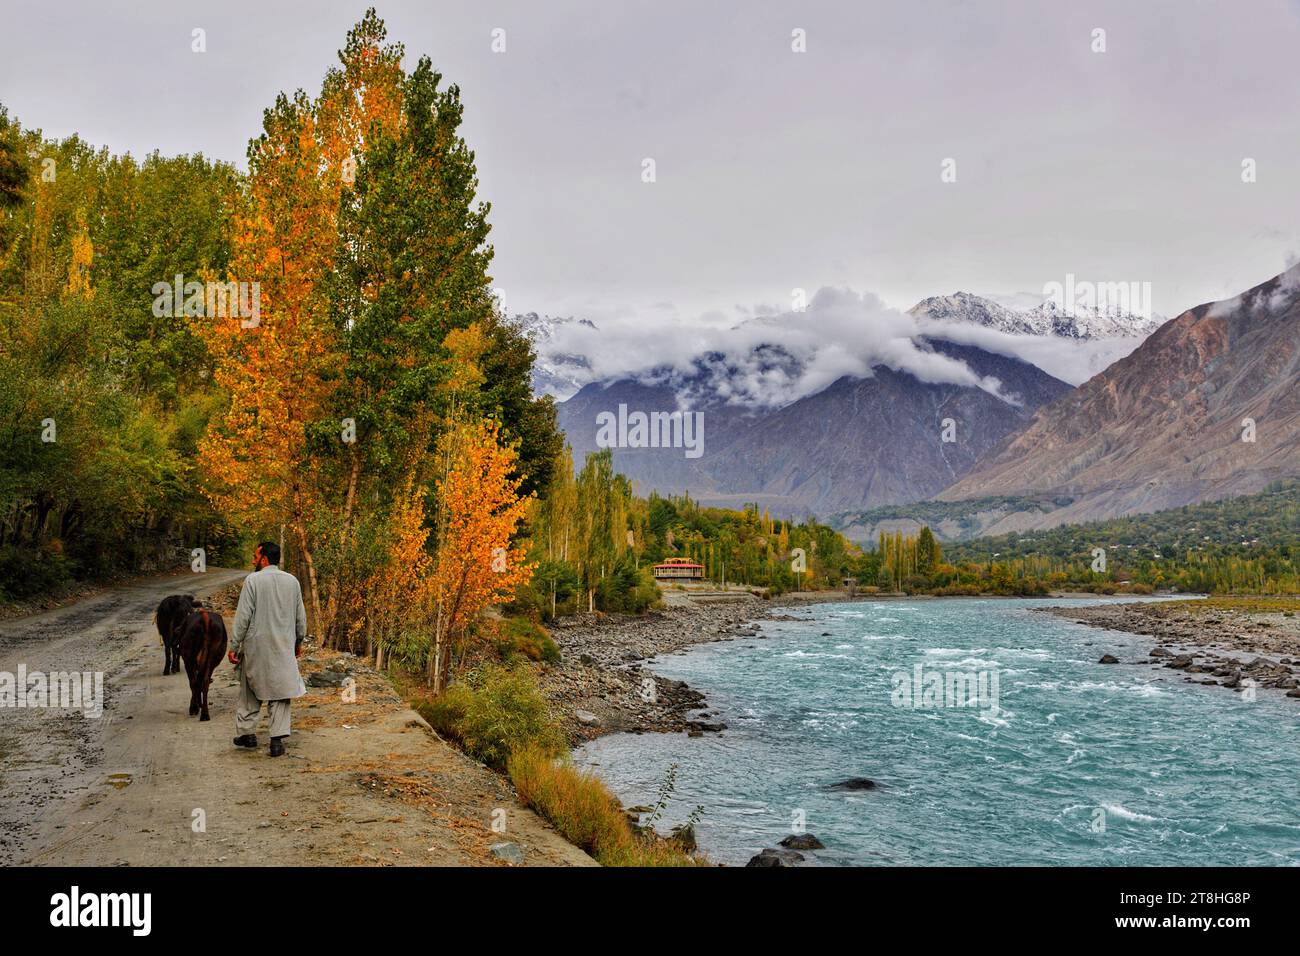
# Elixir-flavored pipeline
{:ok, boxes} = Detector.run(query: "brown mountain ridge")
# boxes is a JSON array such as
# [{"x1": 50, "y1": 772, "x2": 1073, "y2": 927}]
[{"x1": 936, "y1": 265, "x2": 1300, "y2": 533}]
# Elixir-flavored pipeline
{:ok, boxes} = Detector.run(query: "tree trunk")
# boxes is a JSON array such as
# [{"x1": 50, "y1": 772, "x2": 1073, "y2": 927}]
[
  {"x1": 291, "y1": 487, "x2": 323, "y2": 637},
  {"x1": 428, "y1": 597, "x2": 444, "y2": 689},
  {"x1": 324, "y1": 449, "x2": 362, "y2": 649}
]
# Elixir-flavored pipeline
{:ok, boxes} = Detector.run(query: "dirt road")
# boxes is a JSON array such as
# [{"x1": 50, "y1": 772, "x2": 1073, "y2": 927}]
[{"x1": 0, "y1": 570, "x2": 593, "y2": 867}]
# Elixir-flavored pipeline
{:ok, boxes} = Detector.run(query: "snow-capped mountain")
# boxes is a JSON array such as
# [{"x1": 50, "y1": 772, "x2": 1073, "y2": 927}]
[
  {"x1": 907, "y1": 293, "x2": 1040, "y2": 335},
  {"x1": 509, "y1": 313, "x2": 595, "y2": 400},
  {"x1": 557, "y1": 336, "x2": 1072, "y2": 515},
  {"x1": 910, "y1": 291, "x2": 1164, "y2": 339},
  {"x1": 1021, "y1": 297, "x2": 1166, "y2": 339}
]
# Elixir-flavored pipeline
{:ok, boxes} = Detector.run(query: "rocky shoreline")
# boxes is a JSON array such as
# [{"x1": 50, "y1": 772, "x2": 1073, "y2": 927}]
[
  {"x1": 1040, "y1": 599, "x2": 1300, "y2": 701},
  {"x1": 538, "y1": 594, "x2": 776, "y2": 744},
  {"x1": 536, "y1": 590, "x2": 1178, "y2": 744}
]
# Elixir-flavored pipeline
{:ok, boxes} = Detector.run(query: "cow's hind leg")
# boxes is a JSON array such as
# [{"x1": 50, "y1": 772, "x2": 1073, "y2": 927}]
[{"x1": 199, "y1": 670, "x2": 212, "y2": 721}]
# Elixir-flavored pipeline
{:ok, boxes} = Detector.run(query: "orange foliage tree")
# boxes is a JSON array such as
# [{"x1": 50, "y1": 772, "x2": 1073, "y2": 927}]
[
  {"x1": 427, "y1": 418, "x2": 534, "y2": 691},
  {"x1": 194, "y1": 12, "x2": 403, "y2": 633}
]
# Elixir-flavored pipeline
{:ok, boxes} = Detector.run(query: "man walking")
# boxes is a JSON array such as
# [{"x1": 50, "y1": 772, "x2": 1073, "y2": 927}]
[{"x1": 230, "y1": 542, "x2": 307, "y2": 757}]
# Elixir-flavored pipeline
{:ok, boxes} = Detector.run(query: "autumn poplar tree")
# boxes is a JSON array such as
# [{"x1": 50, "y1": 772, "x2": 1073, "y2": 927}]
[
  {"x1": 426, "y1": 418, "x2": 533, "y2": 691},
  {"x1": 195, "y1": 12, "x2": 403, "y2": 632}
]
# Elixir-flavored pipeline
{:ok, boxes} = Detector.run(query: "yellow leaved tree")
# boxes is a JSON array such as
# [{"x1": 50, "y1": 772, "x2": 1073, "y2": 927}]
[
  {"x1": 193, "y1": 12, "x2": 404, "y2": 633},
  {"x1": 427, "y1": 418, "x2": 534, "y2": 691}
]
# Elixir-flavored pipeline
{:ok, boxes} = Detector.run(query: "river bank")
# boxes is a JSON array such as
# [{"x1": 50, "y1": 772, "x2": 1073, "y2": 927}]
[
  {"x1": 538, "y1": 589, "x2": 1196, "y2": 744},
  {"x1": 539, "y1": 596, "x2": 769, "y2": 743},
  {"x1": 539, "y1": 588, "x2": 896, "y2": 742},
  {"x1": 1039, "y1": 596, "x2": 1300, "y2": 701}
]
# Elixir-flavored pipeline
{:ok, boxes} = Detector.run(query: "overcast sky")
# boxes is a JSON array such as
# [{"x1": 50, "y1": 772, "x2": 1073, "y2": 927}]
[{"x1": 3, "y1": 0, "x2": 1298, "y2": 327}]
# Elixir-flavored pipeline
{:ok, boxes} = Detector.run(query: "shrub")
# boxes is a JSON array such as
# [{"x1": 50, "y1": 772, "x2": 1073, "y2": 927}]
[
  {"x1": 595, "y1": 559, "x2": 661, "y2": 613},
  {"x1": 423, "y1": 665, "x2": 563, "y2": 771},
  {"x1": 496, "y1": 616, "x2": 561, "y2": 664},
  {"x1": 414, "y1": 682, "x2": 473, "y2": 741},
  {"x1": 0, "y1": 545, "x2": 75, "y2": 600}
]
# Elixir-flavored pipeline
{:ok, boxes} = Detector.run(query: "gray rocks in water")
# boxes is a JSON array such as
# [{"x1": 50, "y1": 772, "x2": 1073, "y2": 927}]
[
  {"x1": 745, "y1": 847, "x2": 804, "y2": 867},
  {"x1": 1148, "y1": 646, "x2": 1173, "y2": 657},
  {"x1": 489, "y1": 841, "x2": 524, "y2": 865},
  {"x1": 1166, "y1": 655, "x2": 1195, "y2": 670},
  {"x1": 1098, "y1": 654, "x2": 1119, "y2": 664},
  {"x1": 828, "y1": 777, "x2": 878, "y2": 792},
  {"x1": 779, "y1": 833, "x2": 825, "y2": 850},
  {"x1": 574, "y1": 709, "x2": 601, "y2": 726},
  {"x1": 687, "y1": 720, "x2": 727, "y2": 733}
]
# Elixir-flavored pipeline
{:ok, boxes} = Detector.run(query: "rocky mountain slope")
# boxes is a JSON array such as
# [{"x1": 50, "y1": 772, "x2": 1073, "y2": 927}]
[
  {"x1": 557, "y1": 338, "x2": 1071, "y2": 515},
  {"x1": 936, "y1": 266, "x2": 1300, "y2": 532}
]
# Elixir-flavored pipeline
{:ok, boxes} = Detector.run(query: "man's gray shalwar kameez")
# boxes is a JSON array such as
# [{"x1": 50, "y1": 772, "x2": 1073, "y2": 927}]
[{"x1": 232, "y1": 565, "x2": 308, "y2": 738}]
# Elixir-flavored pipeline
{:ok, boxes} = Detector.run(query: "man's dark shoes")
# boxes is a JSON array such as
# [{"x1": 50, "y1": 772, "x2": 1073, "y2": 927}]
[
  {"x1": 233, "y1": 734, "x2": 257, "y2": 748},
  {"x1": 269, "y1": 736, "x2": 286, "y2": 757}
]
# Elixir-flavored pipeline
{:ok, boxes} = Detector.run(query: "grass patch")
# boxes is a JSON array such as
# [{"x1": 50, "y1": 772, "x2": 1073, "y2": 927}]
[
  {"x1": 507, "y1": 745, "x2": 705, "y2": 867},
  {"x1": 408, "y1": 661, "x2": 707, "y2": 866}
]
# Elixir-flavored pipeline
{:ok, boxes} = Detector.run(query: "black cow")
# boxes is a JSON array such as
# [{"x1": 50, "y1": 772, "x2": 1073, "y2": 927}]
[
  {"x1": 155, "y1": 594, "x2": 200, "y2": 675},
  {"x1": 177, "y1": 608, "x2": 228, "y2": 721}
]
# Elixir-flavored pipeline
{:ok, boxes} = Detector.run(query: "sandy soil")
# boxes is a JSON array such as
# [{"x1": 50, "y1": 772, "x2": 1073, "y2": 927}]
[{"x1": 0, "y1": 570, "x2": 593, "y2": 867}]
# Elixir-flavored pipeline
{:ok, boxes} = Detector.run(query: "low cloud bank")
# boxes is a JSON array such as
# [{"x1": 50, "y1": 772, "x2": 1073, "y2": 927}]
[{"x1": 541, "y1": 287, "x2": 1150, "y2": 407}]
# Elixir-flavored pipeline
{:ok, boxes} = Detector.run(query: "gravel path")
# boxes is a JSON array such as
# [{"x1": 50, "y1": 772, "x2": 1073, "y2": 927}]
[{"x1": 0, "y1": 570, "x2": 592, "y2": 867}]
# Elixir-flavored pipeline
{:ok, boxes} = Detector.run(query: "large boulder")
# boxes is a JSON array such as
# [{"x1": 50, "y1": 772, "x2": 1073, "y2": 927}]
[
  {"x1": 745, "y1": 848, "x2": 804, "y2": 867},
  {"x1": 779, "y1": 833, "x2": 825, "y2": 850}
]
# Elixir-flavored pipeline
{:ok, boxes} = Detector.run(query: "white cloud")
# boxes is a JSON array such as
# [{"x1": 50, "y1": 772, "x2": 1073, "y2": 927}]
[{"x1": 539, "y1": 286, "x2": 1130, "y2": 407}]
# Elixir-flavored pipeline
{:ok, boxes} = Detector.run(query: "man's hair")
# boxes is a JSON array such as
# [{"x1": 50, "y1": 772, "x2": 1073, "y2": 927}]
[{"x1": 257, "y1": 541, "x2": 281, "y2": 565}]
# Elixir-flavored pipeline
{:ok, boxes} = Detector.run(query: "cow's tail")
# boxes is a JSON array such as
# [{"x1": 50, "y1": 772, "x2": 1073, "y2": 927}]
[{"x1": 197, "y1": 609, "x2": 215, "y2": 668}]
